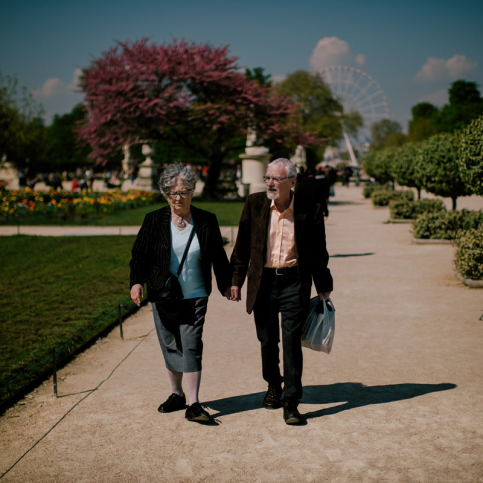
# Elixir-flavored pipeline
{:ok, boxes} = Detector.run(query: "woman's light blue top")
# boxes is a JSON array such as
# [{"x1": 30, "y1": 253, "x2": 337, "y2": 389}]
[{"x1": 169, "y1": 220, "x2": 208, "y2": 299}]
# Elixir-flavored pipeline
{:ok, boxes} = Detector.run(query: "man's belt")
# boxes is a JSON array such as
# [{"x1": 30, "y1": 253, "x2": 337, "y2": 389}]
[{"x1": 264, "y1": 266, "x2": 298, "y2": 276}]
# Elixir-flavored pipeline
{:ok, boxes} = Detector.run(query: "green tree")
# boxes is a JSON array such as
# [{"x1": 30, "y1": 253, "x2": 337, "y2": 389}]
[
  {"x1": 0, "y1": 70, "x2": 45, "y2": 176},
  {"x1": 416, "y1": 133, "x2": 472, "y2": 210},
  {"x1": 275, "y1": 70, "x2": 363, "y2": 166},
  {"x1": 392, "y1": 143, "x2": 423, "y2": 199},
  {"x1": 408, "y1": 102, "x2": 439, "y2": 142},
  {"x1": 362, "y1": 147, "x2": 397, "y2": 185},
  {"x1": 435, "y1": 80, "x2": 483, "y2": 133},
  {"x1": 44, "y1": 104, "x2": 92, "y2": 172},
  {"x1": 456, "y1": 115, "x2": 483, "y2": 196},
  {"x1": 369, "y1": 119, "x2": 407, "y2": 151}
]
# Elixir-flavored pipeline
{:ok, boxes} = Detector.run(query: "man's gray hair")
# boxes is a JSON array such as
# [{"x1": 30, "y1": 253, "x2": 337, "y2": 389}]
[
  {"x1": 268, "y1": 158, "x2": 298, "y2": 178},
  {"x1": 158, "y1": 163, "x2": 197, "y2": 197}
]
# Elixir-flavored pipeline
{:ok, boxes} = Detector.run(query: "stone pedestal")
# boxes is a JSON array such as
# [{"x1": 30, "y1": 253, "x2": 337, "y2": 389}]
[
  {"x1": 134, "y1": 144, "x2": 158, "y2": 191},
  {"x1": 240, "y1": 147, "x2": 271, "y2": 194},
  {"x1": 0, "y1": 161, "x2": 19, "y2": 190},
  {"x1": 291, "y1": 145, "x2": 307, "y2": 172}
]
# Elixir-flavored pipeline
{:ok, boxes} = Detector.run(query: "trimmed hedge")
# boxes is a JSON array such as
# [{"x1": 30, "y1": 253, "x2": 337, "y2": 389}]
[
  {"x1": 363, "y1": 184, "x2": 386, "y2": 199},
  {"x1": 389, "y1": 199, "x2": 446, "y2": 220},
  {"x1": 413, "y1": 210, "x2": 483, "y2": 240},
  {"x1": 371, "y1": 188, "x2": 414, "y2": 207},
  {"x1": 455, "y1": 227, "x2": 483, "y2": 280}
]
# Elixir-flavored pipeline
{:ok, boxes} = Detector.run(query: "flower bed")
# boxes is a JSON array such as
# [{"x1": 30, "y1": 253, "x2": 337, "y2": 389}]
[{"x1": 1, "y1": 189, "x2": 160, "y2": 222}]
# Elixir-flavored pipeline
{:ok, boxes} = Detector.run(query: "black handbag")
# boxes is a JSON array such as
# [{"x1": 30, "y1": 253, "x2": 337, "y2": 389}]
[{"x1": 158, "y1": 225, "x2": 196, "y2": 300}]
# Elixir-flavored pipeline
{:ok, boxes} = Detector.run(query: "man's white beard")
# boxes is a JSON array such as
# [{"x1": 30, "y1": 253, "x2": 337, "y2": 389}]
[{"x1": 266, "y1": 189, "x2": 280, "y2": 200}]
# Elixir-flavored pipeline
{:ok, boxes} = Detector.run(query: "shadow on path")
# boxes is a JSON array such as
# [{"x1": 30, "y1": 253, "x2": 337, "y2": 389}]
[
  {"x1": 204, "y1": 382, "x2": 456, "y2": 420},
  {"x1": 330, "y1": 253, "x2": 375, "y2": 258},
  {"x1": 328, "y1": 201, "x2": 362, "y2": 206}
]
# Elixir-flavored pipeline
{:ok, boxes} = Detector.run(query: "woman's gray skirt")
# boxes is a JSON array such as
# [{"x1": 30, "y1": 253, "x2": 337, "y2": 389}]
[{"x1": 152, "y1": 297, "x2": 208, "y2": 373}]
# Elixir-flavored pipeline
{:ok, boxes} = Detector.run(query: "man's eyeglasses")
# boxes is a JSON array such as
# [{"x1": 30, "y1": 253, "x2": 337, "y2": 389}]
[
  {"x1": 263, "y1": 176, "x2": 294, "y2": 184},
  {"x1": 168, "y1": 191, "x2": 191, "y2": 199}
]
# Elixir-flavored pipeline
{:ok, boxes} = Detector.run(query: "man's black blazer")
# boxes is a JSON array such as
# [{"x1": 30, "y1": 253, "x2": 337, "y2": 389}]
[
  {"x1": 130, "y1": 205, "x2": 231, "y2": 302},
  {"x1": 231, "y1": 191, "x2": 333, "y2": 315}
]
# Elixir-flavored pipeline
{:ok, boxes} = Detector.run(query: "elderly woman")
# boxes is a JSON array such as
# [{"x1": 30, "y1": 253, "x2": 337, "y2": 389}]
[{"x1": 130, "y1": 164, "x2": 231, "y2": 422}]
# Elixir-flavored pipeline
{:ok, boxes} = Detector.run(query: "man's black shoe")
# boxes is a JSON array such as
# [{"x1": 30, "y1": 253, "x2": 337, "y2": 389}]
[
  {"x1": 158, "y1": 393, "x2": 186, "y2": 413},
  {"x1": 283, "y1": 400, "x2": 302, "y2": 424},
  {"x1": 185, "y1": 402, "x2": 211, "y2": 422},
  {"x1": 263, "y1": 385, "x2": 282, "y2": 409}
]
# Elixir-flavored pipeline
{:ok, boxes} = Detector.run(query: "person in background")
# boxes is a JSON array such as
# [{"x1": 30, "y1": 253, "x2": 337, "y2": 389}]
[{"x1": 130, "y1": 163, "x2": 231, "y2": 423}]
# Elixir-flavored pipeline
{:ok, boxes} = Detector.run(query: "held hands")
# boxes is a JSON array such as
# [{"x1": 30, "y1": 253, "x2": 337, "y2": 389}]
[
  {"x1": 318, "y1": 291, "x2": 331, "y2": 302},
  {"x1": 131, "y1": 284, "x2": 144, "y2": 306},
  {"x1": 230, "y1": 286, "x2": 241, "y2": 302}
]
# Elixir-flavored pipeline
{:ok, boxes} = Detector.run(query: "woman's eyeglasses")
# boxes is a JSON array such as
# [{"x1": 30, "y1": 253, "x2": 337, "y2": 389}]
[{"x1": 168, "y1": 191, "x2": 191, "y2": 199}]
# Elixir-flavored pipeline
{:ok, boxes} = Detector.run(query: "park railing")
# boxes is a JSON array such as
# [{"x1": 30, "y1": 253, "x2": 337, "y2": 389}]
[{"x1": 0, "y1": 297, "x2": 147, "y2": 414}]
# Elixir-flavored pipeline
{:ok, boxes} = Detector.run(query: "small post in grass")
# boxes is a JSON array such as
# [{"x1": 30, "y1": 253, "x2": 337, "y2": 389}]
[
  {"x1": 119, "y1": 304, "x2": 124, "y2": 340},
  {"x1": 52, "y1": 348, "x2": 58, "y2": 398}
]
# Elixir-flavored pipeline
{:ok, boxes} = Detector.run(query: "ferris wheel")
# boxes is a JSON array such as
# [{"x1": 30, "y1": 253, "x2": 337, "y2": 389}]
[{"x1": 317, "y1": 66, "x2": 390, "y2": 165}]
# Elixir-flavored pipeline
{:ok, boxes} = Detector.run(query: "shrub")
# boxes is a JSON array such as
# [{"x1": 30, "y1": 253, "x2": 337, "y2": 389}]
[
  {"x1": 413, "y1": 210, "x2": 483, "y2": 239},
  {"x1": 456, "y1": 115, "x2": 483, "y2": 196},
  {"x1": 455, "y1": 227, "x2": 483, "y2": 280},
  {"x1": 390, "y1": 198, "x2": 446, "y2": 220},
  {"x1": 371, "y1": 188, "x2": 414, "y2": 207},
  {"x1": 363, "y1": 184, "x2": 386, "y2": 199}
]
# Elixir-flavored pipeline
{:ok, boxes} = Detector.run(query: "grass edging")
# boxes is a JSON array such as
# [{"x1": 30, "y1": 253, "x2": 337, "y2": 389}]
[
  {"x1": 454, "y1": 270, "x2": 483, "y2": 288},
  {"x1": 0, "y1": 298, "x2": 149, "y2": 416}
]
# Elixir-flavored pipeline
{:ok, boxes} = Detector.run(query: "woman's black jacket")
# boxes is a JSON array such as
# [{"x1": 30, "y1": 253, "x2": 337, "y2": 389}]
[{"x1": 129, "y1": 205, "x2": 231, "y2": 302}]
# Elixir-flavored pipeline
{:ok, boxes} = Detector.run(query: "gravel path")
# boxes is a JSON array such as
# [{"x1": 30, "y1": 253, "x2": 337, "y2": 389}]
[{"x1": 1, "y1": 186, "x2": 482, "y2": 482}]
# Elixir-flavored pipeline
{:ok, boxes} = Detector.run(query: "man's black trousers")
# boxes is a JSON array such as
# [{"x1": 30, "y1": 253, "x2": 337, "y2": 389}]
[{"x1": 253, "y1": 266, "x2": 305, "y2": 402}]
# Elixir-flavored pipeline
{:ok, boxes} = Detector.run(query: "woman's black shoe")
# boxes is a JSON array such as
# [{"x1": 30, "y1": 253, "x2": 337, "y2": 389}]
[
  {"x1": 185, "y1": 402, "x2": 211, "y2": 422},
  {"x1": 158, "y1": 393, "x2": 186, "y2": 413}
]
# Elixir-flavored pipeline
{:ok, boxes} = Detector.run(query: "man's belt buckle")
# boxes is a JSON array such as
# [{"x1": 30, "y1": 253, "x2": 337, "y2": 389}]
[{"x1": 275, "y1": 267, "x2": 285, "y2": 275}]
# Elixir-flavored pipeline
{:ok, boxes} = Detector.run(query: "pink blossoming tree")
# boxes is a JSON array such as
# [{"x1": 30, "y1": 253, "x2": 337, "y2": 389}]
[{"x1": 79, "y1": 39, "x2": 321, "y2": 197}]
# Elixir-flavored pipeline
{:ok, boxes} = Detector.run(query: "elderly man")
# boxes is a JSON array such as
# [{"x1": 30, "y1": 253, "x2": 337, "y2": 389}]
[{"x1": 230, "y1": 158, "x2": 333, "y2": 424}]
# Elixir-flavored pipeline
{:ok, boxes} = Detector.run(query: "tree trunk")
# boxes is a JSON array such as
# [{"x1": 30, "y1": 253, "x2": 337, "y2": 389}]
[
  {"x1": 452, "y1": 196, "x2": 457, "y2": 211},
  {"x1": 202, "y1": 155, "x2": 224, "y2": 199},
  {"x1": 417, "y1": 187, "x2": 421, "y2": 200}
]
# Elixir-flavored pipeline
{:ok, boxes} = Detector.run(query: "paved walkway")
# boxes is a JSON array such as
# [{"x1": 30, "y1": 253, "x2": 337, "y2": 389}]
[{"x1": 1, "y1": 187, "x2": 482, "y2": 482}]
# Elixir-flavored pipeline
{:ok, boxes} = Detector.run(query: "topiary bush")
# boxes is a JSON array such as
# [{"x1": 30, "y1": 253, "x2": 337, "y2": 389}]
[
  {"x1": 371, "y1": 188, "x2": 414, "y2": 207},
  {"x1": 390, "y1": 198, "x2": 446, "y2": 220},
  {"x1": 454, "y1": 227, "x2": 483, "y2": 280},
  {"x1": 363, "y1": 184, "x2": 387, "y2": 199},
  {"x1": 413, "y1": 210, "x2": 483, "y2": 240}
]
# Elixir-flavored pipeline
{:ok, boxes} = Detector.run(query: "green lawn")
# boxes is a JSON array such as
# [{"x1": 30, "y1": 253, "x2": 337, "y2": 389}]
[
  {"x1": 0, "y1": 235, "x2": 139, "y2": 405},
  {"x1": 0, "y1": 199, "x2": 245, "y2": 226}
]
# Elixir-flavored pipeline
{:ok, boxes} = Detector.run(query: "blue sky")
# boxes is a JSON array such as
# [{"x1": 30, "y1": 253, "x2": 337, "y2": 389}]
[{"x1": 1, "y1": 0, "x2": 482, "y2": 132}]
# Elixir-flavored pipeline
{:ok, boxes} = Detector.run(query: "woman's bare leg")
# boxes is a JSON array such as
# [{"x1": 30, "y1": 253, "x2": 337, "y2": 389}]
[
  {"x1": 167, "y1": 369, "x2": 184, "y2": 397},
  {"x1": 185, "y1": 371, "x2": 202, "y2": 405}
]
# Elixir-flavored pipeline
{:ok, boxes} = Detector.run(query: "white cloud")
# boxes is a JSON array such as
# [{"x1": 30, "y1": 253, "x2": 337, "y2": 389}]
[
  {"x1": 417, "y1": 89, "x2": 448, "y2": 106},
  {"x1": 68, "y1": 68, "x2": 83, "y2": 91},
  {"x1": 415, "y1": 55, "x2": 477, "y2": 82},
  {"x1": 36, "y1": 78, "x2": 63, "y2": 98},
  {"x1": 271, "y1": 74, "x2": 287, "y2": 84},
  {"x1": 355, "y1": 54, "x2": 366, "y2": 66},
  {"x1": 34, "y1": 68, "x2": 83, "y2": 99},
  {"x1": 310, "y1": 37, "x2": 366, "y2": 70}
]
